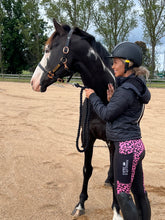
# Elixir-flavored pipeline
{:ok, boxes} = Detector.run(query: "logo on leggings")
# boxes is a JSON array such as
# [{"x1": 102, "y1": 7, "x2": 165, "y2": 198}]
[{"x1": 122, "y1": 160, "x2": 129, "y2": 175}]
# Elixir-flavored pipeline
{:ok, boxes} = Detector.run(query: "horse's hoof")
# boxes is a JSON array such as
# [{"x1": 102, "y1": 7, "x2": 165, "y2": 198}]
[
  {"x1": 71, "y1": 204, "x2": 85, "y2": 219},
  {"x1": 113, "y1": 207, "x2": 123, "y2": 220}
]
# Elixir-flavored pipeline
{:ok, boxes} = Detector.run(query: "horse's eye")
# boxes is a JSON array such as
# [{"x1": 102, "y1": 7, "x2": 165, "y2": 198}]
[
  {"x1": 45, "y1": 48, "x2": 50, "y2": 53},
  {"x1": 44, "y1": 45, "x2": 50, "y2": 53}
]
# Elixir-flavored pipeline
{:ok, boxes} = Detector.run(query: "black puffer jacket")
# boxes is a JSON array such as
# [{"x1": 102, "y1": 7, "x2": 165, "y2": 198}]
[{"x1": 89, "y1": 74, "x2": 151, "y2": 141}]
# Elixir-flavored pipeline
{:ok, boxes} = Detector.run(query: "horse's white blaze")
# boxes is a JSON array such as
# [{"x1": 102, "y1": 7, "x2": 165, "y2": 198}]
[
  {"x1": 113, "y1": 207, "x2": 123, "y2": 220},
  {"x1": 31, "y1": 50, "x2": 50, "y2": 92}
]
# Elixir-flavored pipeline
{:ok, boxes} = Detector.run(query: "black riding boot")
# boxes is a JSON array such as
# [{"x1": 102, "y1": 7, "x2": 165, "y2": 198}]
[
  {"x1": 133, "y1": 191, "x2": 151, "y2": 220},
  {"x1": 117, "y1": 192, "x2": 138, "y2": 220}
]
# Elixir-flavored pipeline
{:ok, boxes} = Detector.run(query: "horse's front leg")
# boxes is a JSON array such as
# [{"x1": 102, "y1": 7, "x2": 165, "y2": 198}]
[
  {"x1": 71, "y1": 138, "x2": 95, "y2": 218},
  {"x1": 104, "y1": 141, "x2": 114, "y2": 187},
  {"x1": 105, "y1": 141, "x2": 123, "y2": 220}
]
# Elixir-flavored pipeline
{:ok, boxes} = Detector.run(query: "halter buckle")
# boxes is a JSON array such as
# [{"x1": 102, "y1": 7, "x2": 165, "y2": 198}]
[
  {"x1": 48, "y1": 71, "x2": 54, "y2": 79},
  {"x1": 63, "y1": 46, "x2": 69, "y2": 54},
  {"x1": 60, "y1": 57, "x2": 68, "y2": 69}
]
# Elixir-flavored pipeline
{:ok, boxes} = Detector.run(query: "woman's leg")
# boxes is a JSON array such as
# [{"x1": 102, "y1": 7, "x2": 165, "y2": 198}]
[
  {"x1": 113, "y1": 139, "x2": 147, "y2": 220},
  {"x1": 131, "y1": 161, "x2": 151, "y2": 220}
]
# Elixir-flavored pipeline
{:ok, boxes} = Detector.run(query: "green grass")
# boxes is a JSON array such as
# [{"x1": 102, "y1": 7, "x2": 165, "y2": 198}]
[{"x1": 147, "y1": 82, "x2": 165, "y2": 88}]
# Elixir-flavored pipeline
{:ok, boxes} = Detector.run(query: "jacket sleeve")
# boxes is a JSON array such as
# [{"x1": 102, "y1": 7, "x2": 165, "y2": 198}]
[{"x1": 89, "y1": 87, "x2": 135, "y2": 122}]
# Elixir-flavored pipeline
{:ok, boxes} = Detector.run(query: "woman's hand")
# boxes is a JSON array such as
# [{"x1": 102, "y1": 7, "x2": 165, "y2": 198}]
[
  {"x1": 107, "y1": 83, "x2": 114, "y2": 102},
  {"x1": 85, "y1": 88, "x2": 95, "y2": 99}
]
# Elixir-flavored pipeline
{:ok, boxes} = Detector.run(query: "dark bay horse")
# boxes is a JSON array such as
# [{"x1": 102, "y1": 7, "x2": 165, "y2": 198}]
[{"x1": 31, "y1": 19, "x2": 123, "y2": 219}]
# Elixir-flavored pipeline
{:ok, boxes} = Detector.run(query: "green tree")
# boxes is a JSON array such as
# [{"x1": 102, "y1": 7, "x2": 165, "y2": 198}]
[
  {"x1": 1, "y1": 0, "x2": 47, "y2": 74},
  {"x1": 93, "y1": 0, "x2": 137, "y2": 52},
  {"x1": 1, "y1": 0, "x2": 27, "y2": 74},
  {"x1": 41, "y1": 0, "x2": 95, "y2": 31},
  {"x1": 135, "y1": 41, "x2": 152, "y2": 71},
  {"x1": 138, "y1": 0, "x2": 165, "y2": 78},
  {"x1": 0, "y1": 2, "x2": 5, "y2": 74},
  {"x1": 21, "y1": 0, "x2": 48, "y2": 70}
]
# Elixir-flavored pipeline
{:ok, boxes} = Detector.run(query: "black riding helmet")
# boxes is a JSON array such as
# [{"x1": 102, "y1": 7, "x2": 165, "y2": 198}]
[{"x1": 109, "y1": 42, "x2": 143, "y2": 71}]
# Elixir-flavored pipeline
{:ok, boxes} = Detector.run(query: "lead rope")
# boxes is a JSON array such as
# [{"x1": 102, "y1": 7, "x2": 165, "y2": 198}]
[{"x1": 74, "y1": 83, "x2": 90, "y2": 153}]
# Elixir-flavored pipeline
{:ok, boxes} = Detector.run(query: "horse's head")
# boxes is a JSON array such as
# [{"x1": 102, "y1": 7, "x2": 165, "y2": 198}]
[
  {"x1": 31, "y1": 19, "x2": 76, "y2": 92},
  {"x1": 31, "y1": 19, "x2": 115, "y2": 100}
]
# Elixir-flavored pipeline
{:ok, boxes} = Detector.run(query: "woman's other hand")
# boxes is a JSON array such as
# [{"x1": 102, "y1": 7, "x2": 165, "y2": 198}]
[
  {"x1": 107, "y1": 83, "x2": 114, "y2": 102},
  {"x1": 85, "y1": 88, "x2": 95, "y2": 99}
]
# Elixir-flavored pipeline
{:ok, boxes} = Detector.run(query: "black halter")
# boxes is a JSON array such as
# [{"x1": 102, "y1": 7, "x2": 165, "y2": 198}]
[{"x1": 38, "y1": 28, "x2": 74, "y2": 81}]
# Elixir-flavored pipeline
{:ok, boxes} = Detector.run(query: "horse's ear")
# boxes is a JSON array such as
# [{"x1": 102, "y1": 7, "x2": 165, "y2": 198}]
[{"x1": 53, "y1": 18, "x2": 65, "y2": 35}]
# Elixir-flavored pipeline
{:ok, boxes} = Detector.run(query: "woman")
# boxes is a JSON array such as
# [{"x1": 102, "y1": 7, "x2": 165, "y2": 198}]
[{"x1": 85, "y1": 42, "x2": 151, "y2": 220}]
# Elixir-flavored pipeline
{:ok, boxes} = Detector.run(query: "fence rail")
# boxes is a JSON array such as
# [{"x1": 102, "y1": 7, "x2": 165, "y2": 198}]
[
  {"x1": 0, "y1": 74, "x2": 32, "y2": 79},
  {"x1": 0, "y1": 74, "x2": 82, "y2": 79},
  {"x1": 0, "y1": 74, "x2": 82, "y2": 82},
  {"x1": 0, "y1": 74, "x2": 165, "y2": 85}
]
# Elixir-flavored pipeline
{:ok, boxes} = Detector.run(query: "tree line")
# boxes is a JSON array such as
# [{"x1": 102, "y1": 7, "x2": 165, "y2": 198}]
[{"x1": 0, "y1": 0, "x2": 165, "y2": 78}]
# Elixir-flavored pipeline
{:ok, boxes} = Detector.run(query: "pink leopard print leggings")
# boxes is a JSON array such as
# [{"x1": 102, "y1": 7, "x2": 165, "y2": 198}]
[{"x1": 113, "y1": 139, "x2": 146, "y2": 195}]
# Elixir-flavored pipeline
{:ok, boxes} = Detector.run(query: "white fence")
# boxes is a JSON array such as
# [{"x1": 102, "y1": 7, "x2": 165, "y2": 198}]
[
  {"x1": 0, "y1": 74, "x2": 32, "y2": 79},
  {"x1": 0, "y1": 74, "x2": 82, "y2": 82},
  {"x1": 0, "y1": 73, "x2": 165, "y2": 85}
]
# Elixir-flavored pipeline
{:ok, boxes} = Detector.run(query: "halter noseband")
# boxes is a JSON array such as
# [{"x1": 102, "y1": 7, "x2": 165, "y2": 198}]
[{"x1": 38, "y1": 28, "x2": 74, "y2": 80}]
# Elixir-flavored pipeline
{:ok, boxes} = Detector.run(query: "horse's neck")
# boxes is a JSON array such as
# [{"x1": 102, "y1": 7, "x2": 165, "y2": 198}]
[{"x1": 76, "y1": 56, "x2": 115, "y2": 104}]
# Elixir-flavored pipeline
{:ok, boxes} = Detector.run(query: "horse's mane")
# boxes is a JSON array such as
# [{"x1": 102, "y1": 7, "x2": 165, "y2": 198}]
[
  {"x1": 72, "y1": 26, "x2": 112, "y2": 69},
  {"x1": 46, "y1": 24, "x2": 112, "y2": 69}
]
